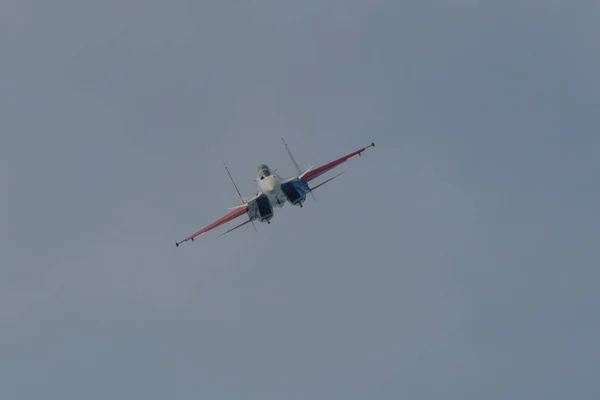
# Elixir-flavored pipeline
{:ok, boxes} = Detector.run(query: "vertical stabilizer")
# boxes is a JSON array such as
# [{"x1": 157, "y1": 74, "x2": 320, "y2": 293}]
[
  {"x1": 282, "y1": 138, "x2": 316, "y2": 201},
  {"x1": 281, "y1": 137, "x2": 302, "y2": 175},
  {"x1": 224, "y1": 163, "x2": 257, "y2": 231}
]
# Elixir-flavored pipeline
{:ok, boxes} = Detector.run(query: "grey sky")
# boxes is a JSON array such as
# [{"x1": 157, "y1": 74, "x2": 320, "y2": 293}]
[{"x1": 1, "y1": 0, "x2": 599, "y2": 398}]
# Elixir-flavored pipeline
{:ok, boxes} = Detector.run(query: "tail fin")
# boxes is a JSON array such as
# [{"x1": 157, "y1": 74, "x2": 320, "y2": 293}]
[
  {"x1": 281, "y1": 137, "x2": 302, "y2": 175},
  {"x1": 282, "y1": 138, "x2": 316, "y2": 201},
  {"x1": 224, "y1": 163, "x2": 257, "y2": 231}
]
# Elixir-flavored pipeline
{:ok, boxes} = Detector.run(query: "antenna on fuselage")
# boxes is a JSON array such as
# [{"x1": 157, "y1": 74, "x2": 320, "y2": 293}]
[
  {"x1": 282, "y1": 137, "x2": 316, "y2": 201},
  {"x1": 224, "y1": 163, "x2": 257, "y2": 232}
]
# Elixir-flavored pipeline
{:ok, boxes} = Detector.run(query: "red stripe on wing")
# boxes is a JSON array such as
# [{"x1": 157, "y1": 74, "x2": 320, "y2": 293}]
[
  {"x1": 179, "y1": 205, "x2": 248, "y2": 244},
  {"x1": 300, "y1": 143, "x2": 374, "y2": 182}
]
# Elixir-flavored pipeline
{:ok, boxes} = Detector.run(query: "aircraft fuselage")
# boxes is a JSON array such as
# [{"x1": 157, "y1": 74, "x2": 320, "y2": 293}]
[
  {"x1": 248, "y1": 163, "x2": 311, "y2": 225},
  {"x1": 257, "y1": 166, "x2": 288, "y2": 208}
]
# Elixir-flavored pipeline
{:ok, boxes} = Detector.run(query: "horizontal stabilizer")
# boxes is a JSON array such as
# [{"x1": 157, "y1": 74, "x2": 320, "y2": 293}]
[
  {"x1": 309, "y1": 171, "x2": 345, "y2": 192},
  {"x1": 217, "y1": 218, "x2": 253, "y2": 238}
]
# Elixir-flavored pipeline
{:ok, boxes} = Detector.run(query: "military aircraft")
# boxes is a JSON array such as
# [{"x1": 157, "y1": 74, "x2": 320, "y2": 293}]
[{"x1": 175, "y1": 139, "x2": 375, "y2": 246}]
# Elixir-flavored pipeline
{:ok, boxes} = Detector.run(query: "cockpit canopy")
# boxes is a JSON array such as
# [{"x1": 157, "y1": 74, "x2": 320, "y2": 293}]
[{"x1": 257, "y1": 164, "x2": 271, "y2": 179}]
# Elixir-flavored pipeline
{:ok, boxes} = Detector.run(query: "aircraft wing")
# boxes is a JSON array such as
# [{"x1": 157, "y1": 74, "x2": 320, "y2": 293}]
[
  {"x1": 299, "y1": 142, "x2": 374, "y2": 183},
  {"x1": 175, "y1": 204, "x2": 249, "y2": 247}
]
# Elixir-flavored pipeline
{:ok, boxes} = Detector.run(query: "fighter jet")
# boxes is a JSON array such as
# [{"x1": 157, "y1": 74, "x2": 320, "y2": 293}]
[{"x1": 175, "y1": 139, "x2": 375, "y2": 246}]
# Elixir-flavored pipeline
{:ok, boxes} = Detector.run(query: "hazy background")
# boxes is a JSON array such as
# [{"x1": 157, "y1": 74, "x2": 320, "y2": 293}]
[{"x1": 1, "y1": 0, "x2": 599, "y2": 398}]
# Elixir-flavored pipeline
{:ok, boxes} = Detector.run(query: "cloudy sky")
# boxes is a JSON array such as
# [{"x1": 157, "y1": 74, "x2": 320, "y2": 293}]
[{"x1": 1, "y1": 0, "x2": 599, "y2": 398}]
